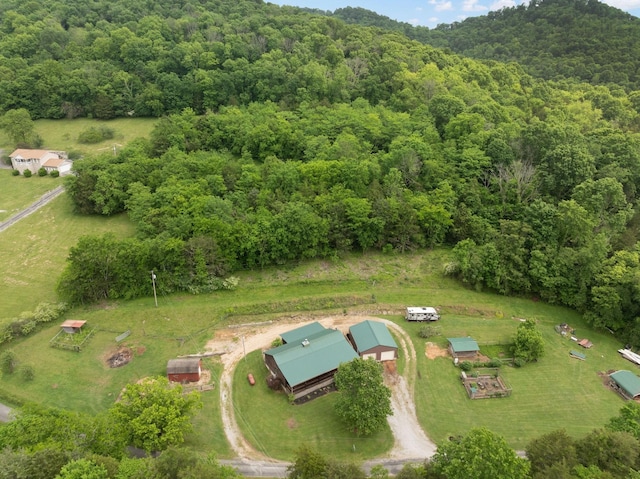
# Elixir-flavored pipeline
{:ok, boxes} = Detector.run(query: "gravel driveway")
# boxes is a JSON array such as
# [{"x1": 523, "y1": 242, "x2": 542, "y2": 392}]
[{"x1": 207, "y1": 315, "x2": 436, "y2": 475}]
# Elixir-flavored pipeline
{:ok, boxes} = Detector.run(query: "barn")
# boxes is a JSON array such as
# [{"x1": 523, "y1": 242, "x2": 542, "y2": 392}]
[
  {"x1": 167, "y1": 358, "x2": 202, "y2": 383},
  {"x1": 448, "y1": 337, "x2": 480, "y2": 360},
  {"x1": 406, "y1": 307, "x2": 440, "y2": 321},
  {"x1": 347, "y1": 320, "x2": 398, "y2": 361},
  {"x1": 264, "y1": 323, "x2": 358, "y2": 400},
  {"x1": 609, "y1": 370, "x2": 640, "y2": 400}
]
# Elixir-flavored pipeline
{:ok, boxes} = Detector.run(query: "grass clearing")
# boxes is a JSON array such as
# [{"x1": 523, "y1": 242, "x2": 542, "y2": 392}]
[
  {"x1": 0, "y1": 118, "x2": 158, "y2": 158},
  {"x1": 0, "y1": 173, "x2": 64, "y2": 222},
  {"x1": 0, "y1": 194, "x2": 135, "y2": 320},
  {"x1": 232, "y1": 349, "x2": 393, "y2": 461}
]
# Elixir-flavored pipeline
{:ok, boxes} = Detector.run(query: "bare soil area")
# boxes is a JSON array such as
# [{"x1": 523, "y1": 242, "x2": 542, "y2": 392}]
[{"x1": 206, "y1": 315, "x2": 436, "y2": 462}]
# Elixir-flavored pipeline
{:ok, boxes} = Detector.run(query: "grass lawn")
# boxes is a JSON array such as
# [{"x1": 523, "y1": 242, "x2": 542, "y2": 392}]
[
  {"x1": 232, "y1": 349, "x2": 393, "y2": 461},
  {"x1": 0, "y1": 193, "x2": 135, "y2": 321},
  {"x1": 0, "y1": 173, "x2": 64, "y2": 222},
  {"x1": 0, "y1": 118, "x2": 158, "y2": 158},
  {"x1": 413, "y1": 306, "x2": 631, "y2": 450}
]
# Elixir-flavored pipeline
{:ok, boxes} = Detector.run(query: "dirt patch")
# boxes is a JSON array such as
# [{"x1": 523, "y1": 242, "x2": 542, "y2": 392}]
[
  {"x1": 425, "y1": 342, "x2": 449, "y2": 359},
  {"x1": 286, "y1": 418, "x2": 298, "y2": 429},
  {"x1": 136, "y1": 346, "x2": 146, "y2": 356},
  {"x1": 105, "y1": 347, "x2": 133, "y2": 368}
]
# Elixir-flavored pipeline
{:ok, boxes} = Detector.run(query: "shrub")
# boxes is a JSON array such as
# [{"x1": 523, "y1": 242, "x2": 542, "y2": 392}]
[
  {"x1": 11, "y1": 169, "x2": 19, "y2": 176},
  {"x1": 418, "y1": 324, "x2": 441, "y2": 338},
  {"x1": 0, "y1": 350, "x2": 17, "y2": 374},
  {"x1": 487, "y1": 358, "x2": 502, "y2": 368},
  {"x1": 23, "y1": 169, "x2": 32, "y2": 177},
  {"x1": 50, "y1": 170, "x2": 60, "y2": 178},
  {"x1": 38, "y1": 167, "x2": 47, "y2": 177},
  {"x1": 459, "y1": 360, "x2": 473, "y2": 372},
  {"x1": 513, "y1": 357, "x2": 526, "y2": 368},
  {"x1": 20, "y1": 320, "x2": 37, "y2": 336},
  {"x1": 77, "y1": 125, "x2": 115, "y2": 144},
  {"x1": 271, "y1": 337, "x2": 283, "y2": 348},
  {"x1": 20, "y1": 364, "x2": 34, "y2": 381}
]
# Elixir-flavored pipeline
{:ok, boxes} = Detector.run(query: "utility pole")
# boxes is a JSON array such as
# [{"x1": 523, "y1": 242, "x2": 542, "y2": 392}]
[{"x1": 151, "y1": 270, "x2": 158, "y2": 307}]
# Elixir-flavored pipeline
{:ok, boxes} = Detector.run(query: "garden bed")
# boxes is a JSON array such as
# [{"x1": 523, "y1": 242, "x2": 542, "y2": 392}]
[{"x1": 461, "y1": 368, "x2": 512, "y2": 399}]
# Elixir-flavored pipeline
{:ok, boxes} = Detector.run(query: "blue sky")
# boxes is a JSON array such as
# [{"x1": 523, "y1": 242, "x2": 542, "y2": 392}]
[{"x1": 269, "y1": 0, "x2": 640, "y2": 28}]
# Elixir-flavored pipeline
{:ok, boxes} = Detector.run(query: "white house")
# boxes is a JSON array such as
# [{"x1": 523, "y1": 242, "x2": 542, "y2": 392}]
[{"x1": 9, "y1": 149, "x2": 72, "y2": 176}]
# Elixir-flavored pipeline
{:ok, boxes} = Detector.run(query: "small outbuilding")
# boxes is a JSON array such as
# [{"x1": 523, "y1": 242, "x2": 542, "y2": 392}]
[
  {"x1": 60, "y1": 320, "x2": 86, "y2": 334},
  {"x1": 448, "y1": 337, "x2": 480, "y2": 360},
  {"x1": 347, "y1": 320, "x2": 398, "y2": 361},
  {"x1": 167, "y1": 358, "x2": 202, "y2": 383},
  {"x1": 609, "y1": 370, "x2": 640, "y2": 400},
  {"x1": 578, "y1": 339, "x2": 593, "y2": 349},
  {"x1": 406, "y1": 307, "x2": 440, "y2": 321}
]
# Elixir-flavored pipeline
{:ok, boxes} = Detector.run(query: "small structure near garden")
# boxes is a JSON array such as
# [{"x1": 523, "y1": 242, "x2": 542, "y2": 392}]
[
  {"x1": 167, "y1": 358, "x2": 202, "y2": 383},
  {"x1": 448, "y1": 337, "x2": 480, "y2": 361},
  {"x1": 50, "y1": 320, "x2": 94, "y2": 352},
  {"x1": 461, "y1": 369, "x2": 512, "y2": 399},
  {"x1": 609, "y1": 370, "x2": 640, "y2": 400},
  {"x1": 61, "y1": 320, "x2": 86, "y2": 334}
]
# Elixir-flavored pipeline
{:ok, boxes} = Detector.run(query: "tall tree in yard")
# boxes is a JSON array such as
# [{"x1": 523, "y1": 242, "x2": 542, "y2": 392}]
[
  {"x1": 333, "y1": 357, "x2": 392, "y2": 436},
  {"x1": 513, "y1": 319, "x2": 544, "y2": 364},
  {"x1": 1, "y1": 108, "x2": 37, "y2": 146},
  {"x1": 427, "y1": 427, "x2": 530, "y2": 479},
  {"x1": 109, "y1": 377, "x2": 201, "y2": 453}
]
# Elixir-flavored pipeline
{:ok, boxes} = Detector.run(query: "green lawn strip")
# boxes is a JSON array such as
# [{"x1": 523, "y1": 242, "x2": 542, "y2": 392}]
[
  {"x1": 183, "y1": 359, "x2": 230, "y2": 456},
  {"x1": 0, "y1": 174, "x2": 64, "y2": 222},
  {"x1": 232, "y1": 349, "x2": 393, "y2": 462},
  {"x1": 0, "y1": 194, "x2": 135, "y2": 320},
  {"x1": 413, "y1": 308, "x2": 629, "y2": 450}
]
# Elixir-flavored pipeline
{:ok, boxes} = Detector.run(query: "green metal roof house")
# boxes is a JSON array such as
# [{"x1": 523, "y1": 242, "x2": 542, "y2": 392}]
[
  {"x1": 609, "y1": 370, "x2": 640, "y2": 399},
  {"x1": 280, "y1": 321, "x2": 326, "y2": 344},
  {"x1": 348, "y1": 320, "x2": 398, "y2": 361},
  {"x1": 264, "y1": 324, "x2": 358, "y2": 400},
  {"x1": 447, "y1": 337, "x2": 480, "y2": 359}
]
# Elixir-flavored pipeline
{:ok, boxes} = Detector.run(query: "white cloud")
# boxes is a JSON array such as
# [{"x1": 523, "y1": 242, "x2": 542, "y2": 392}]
[
  {"x1": 429, "y1": 0, "x2": 453, "y2": 12},
  {"x1": 603, "y1": 0, "x2": 640, "y2": 9},
  {"x1": 463, "y1": 0, "x2": 489, "y2": 12},
  {"x1": 408, "y1": 17, "x2": 421, "y2": 25},
  {"x1": 490, "y1": 0, "x2": 517, "y2": 10}
]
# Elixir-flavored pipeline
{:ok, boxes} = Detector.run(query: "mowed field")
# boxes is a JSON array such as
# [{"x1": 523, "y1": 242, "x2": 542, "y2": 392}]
[
  {"x1": 0, "y1": 119, "x2": 634, "y2": 460},
  {"x1": 0, "y1": 117, "x2": 158, "y2": 158}
]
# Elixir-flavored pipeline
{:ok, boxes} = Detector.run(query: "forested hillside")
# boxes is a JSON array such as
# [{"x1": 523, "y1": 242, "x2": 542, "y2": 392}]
[
  {"x1": 3, "y1": 0, "x2": 640, "y2": 346},
  {"x1": 333, "y1": 0, "x2": 640, "y2": 91}
]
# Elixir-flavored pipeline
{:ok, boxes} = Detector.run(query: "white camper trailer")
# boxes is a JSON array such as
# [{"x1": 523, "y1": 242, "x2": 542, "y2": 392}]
[{"x1": 406, "y1": 307, "x2": 440, "y2": 321}]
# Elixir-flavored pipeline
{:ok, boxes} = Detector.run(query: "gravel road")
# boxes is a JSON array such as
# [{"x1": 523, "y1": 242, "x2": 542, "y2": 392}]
[
  {"x1": 207, "y1": 315, "x2": 436, "y2": 476},
  {"x1": 0, "y1": 185, "x2": 65, "y2": 233}
]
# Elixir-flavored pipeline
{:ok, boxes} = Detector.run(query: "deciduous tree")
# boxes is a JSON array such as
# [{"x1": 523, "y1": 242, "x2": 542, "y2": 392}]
[{"x1": 333, "y1": 358, "x2": 392, "y2": 436}]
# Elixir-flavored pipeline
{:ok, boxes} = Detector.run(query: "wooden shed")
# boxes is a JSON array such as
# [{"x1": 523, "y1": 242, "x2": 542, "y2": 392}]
[
  {"x1": 347, "y1": 320, "x2": 398, "y2": 361},
  {"x1": 448, "y1": 337, "x2": 480, "y2": 360},
  {"x1": 167, "y1": 358, "x2": 202, "y2": 383},
  {"x1": 406, "y1": 307, "x2": 440, "y2": 321},
  {"x1": 60, "y1": 320, "x2": 86, "y2": 334},
  {"x1": 609, "y1": 370, "x2": 640, "y2": 400},
  {"x1": 264, "y1": 324, "x2": 358, "y2": 400}
]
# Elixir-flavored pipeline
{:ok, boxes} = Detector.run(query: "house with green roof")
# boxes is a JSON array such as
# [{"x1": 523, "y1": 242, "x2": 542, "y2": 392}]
[
  {"x1": 609, "y1": 370, "x2": 640, "y2": 400},
  {"x1": 447, "y1": 337, "x2": 480, "y2": 359},
  {"x1": 347, "y1": 320, "x2": 398, "y2": 361},
  {"x1": 264, "y1": 323, "x2": 358, "y2": 400}
]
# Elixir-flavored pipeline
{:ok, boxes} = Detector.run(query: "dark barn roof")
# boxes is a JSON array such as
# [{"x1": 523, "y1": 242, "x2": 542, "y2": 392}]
[{"x1": 167, "y1": 358, "x2": 201, "y2": 374}]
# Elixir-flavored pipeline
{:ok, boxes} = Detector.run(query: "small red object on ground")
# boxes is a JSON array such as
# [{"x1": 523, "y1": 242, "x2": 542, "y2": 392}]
[{"x1": 247, "y1": 373, "x2": 255, "y2": 385}]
